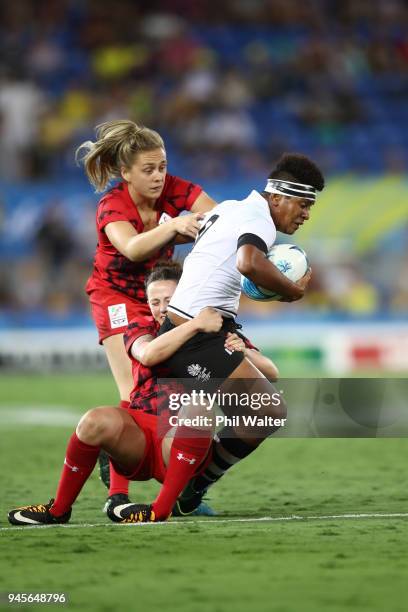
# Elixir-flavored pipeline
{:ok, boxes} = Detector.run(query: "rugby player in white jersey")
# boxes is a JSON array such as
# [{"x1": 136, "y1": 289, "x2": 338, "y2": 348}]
[{"x1": 112, "y1": 153, "x2": 325, "y2": 521}]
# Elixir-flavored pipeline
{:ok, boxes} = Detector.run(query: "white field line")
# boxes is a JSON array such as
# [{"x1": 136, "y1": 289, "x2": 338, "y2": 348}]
[
  {"x1": 0, "y1": 406, "x2": 81, "y2": 426},
  {"x1": 1, "y1": 512, "x2": 408, "y2": 533}
]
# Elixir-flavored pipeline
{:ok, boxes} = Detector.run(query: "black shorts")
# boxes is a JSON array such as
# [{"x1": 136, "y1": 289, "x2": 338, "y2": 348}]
[{"x1": 158, "y1": 316, "x2": 244, "y2": 391}]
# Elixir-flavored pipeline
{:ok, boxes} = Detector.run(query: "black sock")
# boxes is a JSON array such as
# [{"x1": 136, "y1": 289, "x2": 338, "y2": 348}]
[{"x1": 192, "y1": 427, "x2": 257, "y2": 493}]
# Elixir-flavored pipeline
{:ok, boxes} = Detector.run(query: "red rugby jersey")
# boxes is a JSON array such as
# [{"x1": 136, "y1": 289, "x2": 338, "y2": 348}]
[
  {"x1": 86, "y1": 175, "x2": 202, "y2": 300},
  {"x1": 124, "y1": 316, "x2": 170, "y2": 415}
]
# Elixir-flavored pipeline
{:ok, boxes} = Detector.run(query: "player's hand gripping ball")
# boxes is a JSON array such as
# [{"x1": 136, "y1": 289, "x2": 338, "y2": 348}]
[{"x1": 241, "y1": 243, "x2": 309, "y2": 301}]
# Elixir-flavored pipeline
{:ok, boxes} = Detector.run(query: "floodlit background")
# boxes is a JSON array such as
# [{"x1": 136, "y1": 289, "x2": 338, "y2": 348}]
[
  {"x1": 0, "y1": 0, "x2": 407, "y2": 376},
  {"x1": 1, "y1": 4, "x2": 408, "y2": 612}
]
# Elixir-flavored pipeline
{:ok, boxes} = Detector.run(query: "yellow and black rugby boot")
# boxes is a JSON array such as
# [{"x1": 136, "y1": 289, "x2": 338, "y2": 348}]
[
  {"x1": 107, "y1": 502, "x2": 157, "y2": 523},
  {"x1": 8, "y1": 499, "x2": 71, "y2": 526}
]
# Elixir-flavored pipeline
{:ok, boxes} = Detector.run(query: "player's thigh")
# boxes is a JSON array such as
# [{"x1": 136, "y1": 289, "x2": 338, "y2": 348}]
[
  {"x1": 100, "y1": 407, "x2": 147, "y2": 468},
  {"x1": 103, "y1": 333, "x2": 134, "y2": 401},
  {"x1": 222, "y1": 357, "x2": 286, "y2": 419}
]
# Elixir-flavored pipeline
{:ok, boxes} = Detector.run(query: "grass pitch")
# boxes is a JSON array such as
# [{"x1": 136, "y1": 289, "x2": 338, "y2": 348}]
[{"x1": 1, "y1": 374, "x2": 407, "y2": 612}]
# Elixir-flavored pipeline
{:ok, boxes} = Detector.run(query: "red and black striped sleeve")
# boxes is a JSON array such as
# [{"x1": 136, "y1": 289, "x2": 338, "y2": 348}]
[{"x1": 124, "y1": 317, "x2": 158, "y2": 357}]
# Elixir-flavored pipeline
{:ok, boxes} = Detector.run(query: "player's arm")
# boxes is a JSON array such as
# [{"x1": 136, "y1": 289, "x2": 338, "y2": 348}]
[
  {"x1": 236, "y1": 243, "x2": 309, "y2": 301},
  {"x1": 131, "y1": 308, "x2": 223, "y2": 367},
  {"x1": 225, "y1": 333, "x2": 279, "y2": 381},
  {"x1": 105, "y1": 215, "x2": 204, "y2": 262},
  {"x1": 173, "y1": 192, "x2": 217, "y2": 245},
  {"x1": 245, "y1": 349, "x2": 279, "y2": 381},
  {"x1": 190, "y1": 192, "x2": 217, "y2": 214}
]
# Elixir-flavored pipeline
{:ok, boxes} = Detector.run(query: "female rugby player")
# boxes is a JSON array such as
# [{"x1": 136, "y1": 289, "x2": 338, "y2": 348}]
[{"x1": 77, "y1": 120, "x2": 216, "y2": 499}]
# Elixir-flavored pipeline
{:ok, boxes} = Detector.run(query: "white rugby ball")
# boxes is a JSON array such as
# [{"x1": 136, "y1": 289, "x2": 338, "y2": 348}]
[{"x1": 241, "y1": 243, "x2": 309, "y2": 301}]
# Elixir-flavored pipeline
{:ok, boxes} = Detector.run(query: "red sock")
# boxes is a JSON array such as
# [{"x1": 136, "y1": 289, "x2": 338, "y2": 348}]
[
  {"x1": 152, "y1": 427, "x2": 211, "y2": 520},
  {"x1": 108, "y1": 463, "x2": 130, "y2": 496},
  {"x1": 107, "y1": 399, "x2": 131, "y2": 496},
  {"x1": 50, "y1": 432, "x2": 100, "y2": 517}
]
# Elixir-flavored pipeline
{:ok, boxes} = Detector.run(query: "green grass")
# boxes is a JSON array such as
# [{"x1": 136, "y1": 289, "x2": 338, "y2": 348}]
[{"x1": 1, "y1": 374, "x2": 407, "y2": 612}]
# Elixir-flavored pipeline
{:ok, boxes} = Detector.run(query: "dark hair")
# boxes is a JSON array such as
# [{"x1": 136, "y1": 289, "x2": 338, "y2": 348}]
[
  {"x1": 145, "y1": 261, "x2": 182, "y2": 290},
  {"x1": 269, "y1": 153, "x2": 325, "y2": 191}
]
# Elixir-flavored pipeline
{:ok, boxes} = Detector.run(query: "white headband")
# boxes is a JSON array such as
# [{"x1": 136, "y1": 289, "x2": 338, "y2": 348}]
[{"x1": 264, "y1": 179, "x2": 316, "y2": 201}]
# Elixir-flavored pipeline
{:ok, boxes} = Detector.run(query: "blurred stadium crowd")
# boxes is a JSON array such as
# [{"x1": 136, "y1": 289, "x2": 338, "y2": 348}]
[{"x1": 0, "y1": 0, "x2": 407, "y2": 323}]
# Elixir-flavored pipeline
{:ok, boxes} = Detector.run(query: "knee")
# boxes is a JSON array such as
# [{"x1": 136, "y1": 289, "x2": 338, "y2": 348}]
[
  {"x1": 275, "y1": 395, "x2": 287, "y2": 421},
  {"x1": 259, "y1": 394, "x2": 287, "y2": 422},
  {"x1": 76, "y1": 408, "x2": 119, "y2": 445},
  {"x1": 255, "y1": 395, "x2": 287, "y2": 438}
]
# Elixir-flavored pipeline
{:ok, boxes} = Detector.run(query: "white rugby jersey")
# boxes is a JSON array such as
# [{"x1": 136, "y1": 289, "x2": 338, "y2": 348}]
[{"x1": 168, "y1": 190, "x2": 276, "y2": 319}]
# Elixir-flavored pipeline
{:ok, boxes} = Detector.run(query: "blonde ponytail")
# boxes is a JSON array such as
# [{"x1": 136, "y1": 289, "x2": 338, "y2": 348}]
[{"x1": 75, "y1": 120, "x2": 165, "y2": 192}]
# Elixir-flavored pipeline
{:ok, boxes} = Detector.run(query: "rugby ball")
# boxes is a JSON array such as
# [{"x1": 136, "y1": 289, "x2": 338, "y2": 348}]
[{"x1": 241, "y1": 244, "x2": 309, "y2": 301}]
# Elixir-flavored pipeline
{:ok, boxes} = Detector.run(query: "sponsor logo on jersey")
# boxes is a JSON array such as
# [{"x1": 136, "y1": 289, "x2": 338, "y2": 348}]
[
  {"x1": 187, "y1": 363, "x2": 211, "y2": 382},
  {"x1": 108, "y1": 303, "x2": 128, "y2": 329}
]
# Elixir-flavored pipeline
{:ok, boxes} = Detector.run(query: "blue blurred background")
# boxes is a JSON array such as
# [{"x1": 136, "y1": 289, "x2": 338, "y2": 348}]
[{"x1": 1, "y1": 0, "x2": 407, "y2": 374}]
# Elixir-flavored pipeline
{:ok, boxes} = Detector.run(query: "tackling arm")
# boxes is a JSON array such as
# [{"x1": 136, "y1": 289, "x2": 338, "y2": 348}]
[
  {"x1": 105, "y1": 214, "x2": 204, "y2": 262},
  {"x1": 131, "y1": 308, "x2": 222, "y2": 367},
  {"x1": 225, "y1": 332, "x2": 279, "y2": 381},
  {"x1": 190, "y1": 192, "x2": 217, "y2": 214},
  {"x1": 173, "y1": 192, "x2": 217, "y2": 245},
  {"x1": 245, "y1": 349, "x2": 279, "y2": 381}
]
